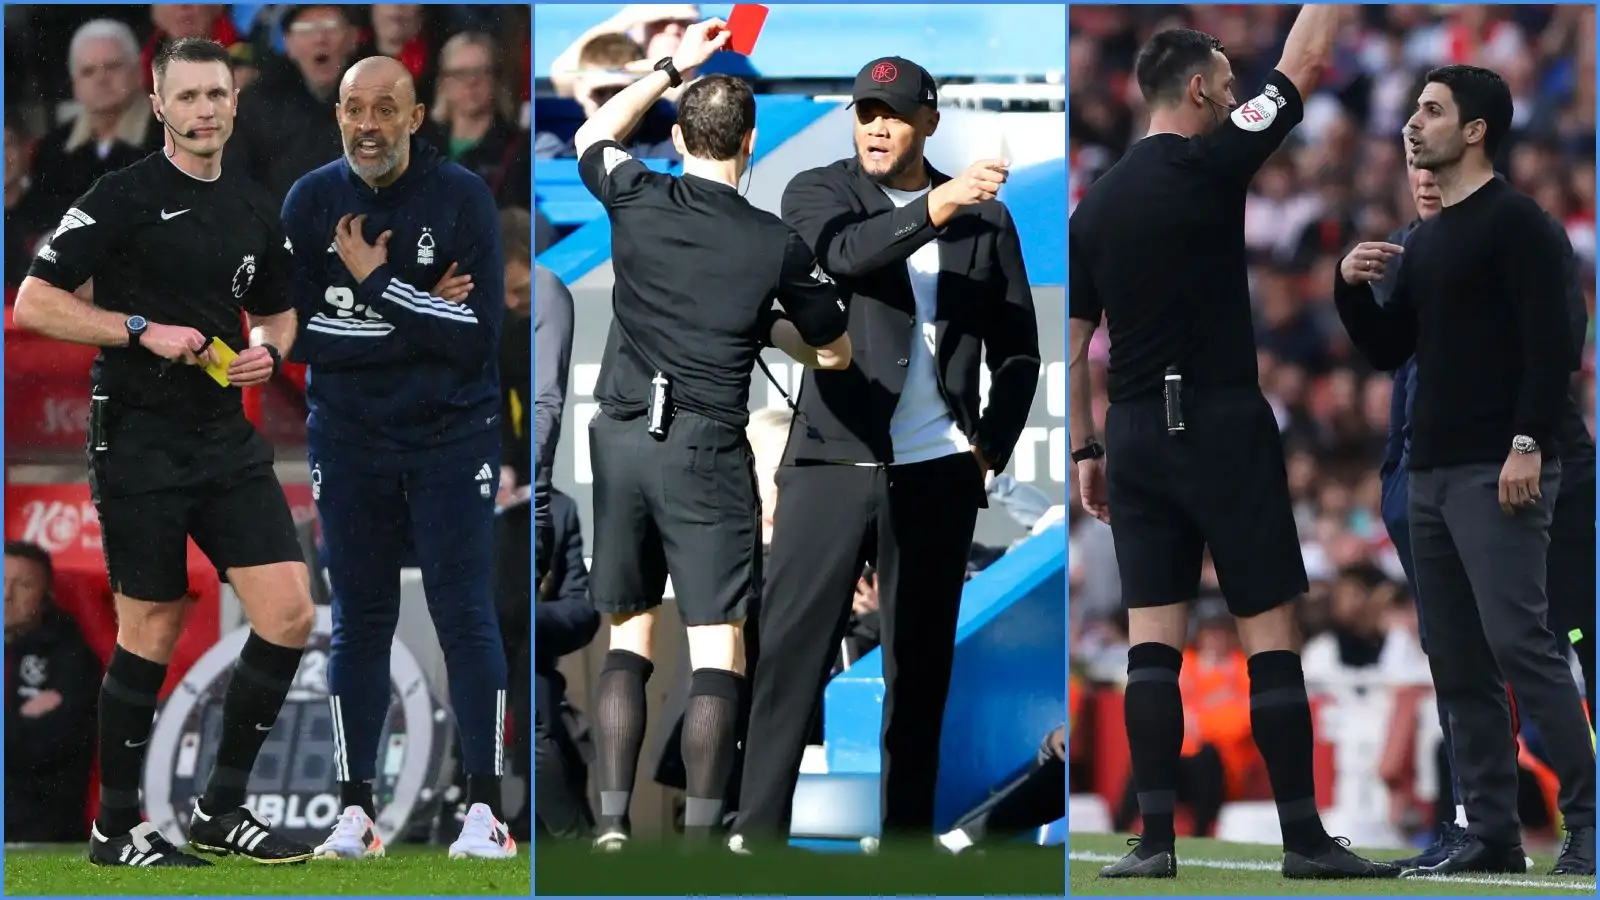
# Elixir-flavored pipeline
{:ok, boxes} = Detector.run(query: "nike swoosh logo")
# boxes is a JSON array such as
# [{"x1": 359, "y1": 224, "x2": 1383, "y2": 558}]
[
  {"x1": 161, "y1": 209, "x2": 190, "y2": 220},
  {"x1": 254, "y1": 723, "x2": 273, "y2": 731},
  {"x1": 125, "y1": 738, "x2": 148, "y2": 747}
]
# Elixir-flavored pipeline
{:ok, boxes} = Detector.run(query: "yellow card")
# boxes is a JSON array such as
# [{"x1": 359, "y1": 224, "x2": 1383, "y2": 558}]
[{"x1": 202, "y1": 338, "x2": 239, "y2": 387}]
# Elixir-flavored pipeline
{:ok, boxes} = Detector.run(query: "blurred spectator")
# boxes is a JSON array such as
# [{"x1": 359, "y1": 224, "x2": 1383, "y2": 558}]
[
  {"x1": 547, "y1": 4, "x2": 699, "y2": 99},
  {"x1": 141, "y1": 5, "x2": 246, "y2": 92},
  {"x1": 499, "y1": 206, "x2": 534, "y2": 503},
  {"x1": 30, "y1": 19, "x2": 161, "y2": 229},
  {"x1": 434, "y1": 32, "x2": 530, "y2": 207},
  {"x1": 5, "y1": 541, "x2": 100, "y2": 843},
  {"x1": 5, "y1": 114, "x2": 53, "y2": 290},
  {"x1": 231, "y1": 4, "x2": 367, "y2": 204},
  {"x1": 362, "y1": 4, "x2": 437, "y2": 106},
  {"x1": 535, "y1": 29, "x2": 677, "y2": 161}
]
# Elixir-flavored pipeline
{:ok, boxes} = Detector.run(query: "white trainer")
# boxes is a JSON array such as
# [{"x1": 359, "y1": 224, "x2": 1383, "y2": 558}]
[
  {"x1": 449, "y1": 803, "x2": 518, "y2": 860},
  {"x1": 313, "y1": 806, "x2": 385, "y2": 860}
]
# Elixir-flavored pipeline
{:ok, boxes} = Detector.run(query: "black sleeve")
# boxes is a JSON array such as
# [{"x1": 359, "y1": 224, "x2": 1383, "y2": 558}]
[
  {"x1": 1067, "y1": 222, "x2": 1103, "y2": 324},
  {"x1": 774, "y1": 229, "x2": 849, "y2": 347},
  {"x1": 1195, "y1": 69, "x2": 1306, "y2": 186},
  {"x1": 1505, "y1": 199, "x2": 1575, "y2": 448},
  {"x1": 780, "y1": 166, "x2": 940, "y2": 278},
  {"x1": 246, "y1": 210, "x2": 294, "y2": 317},
  {"x1": 577, "y1": 139, "x2": 661, "y2": 210},
  {"x1": 975, "y1": 204, "x2": 1040, "y2": 475},
  {"x1": 26, "y1": 174, "x2": 131, "y2": 291},
  {"x1": 1332, "y1": 248, "x2": 1417, "y2": 372}
]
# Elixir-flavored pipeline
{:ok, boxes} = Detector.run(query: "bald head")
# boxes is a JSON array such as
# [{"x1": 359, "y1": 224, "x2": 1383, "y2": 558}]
[
  {"x1": 337, "y1": 56, "x2": 425, "y2": 187},
  {"x1": 340, "y1": 55, "x2": 416, "y2": 106}
]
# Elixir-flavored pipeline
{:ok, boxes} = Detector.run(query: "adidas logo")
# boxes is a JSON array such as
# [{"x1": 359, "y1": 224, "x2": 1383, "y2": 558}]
[
  {"x1": 327, "y1": 242, "x2": 337, "y2": 254},
  {"x1": 475, "y1": 464, "x2": 494, "y2": 482}
]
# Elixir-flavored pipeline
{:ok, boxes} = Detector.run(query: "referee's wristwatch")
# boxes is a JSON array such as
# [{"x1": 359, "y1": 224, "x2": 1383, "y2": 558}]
[
  {"x1": 125, "y1": 315, "x2": 149, "y2": 350},
  {"x1": 1070, "y1": 438, "x2": 1105, "y2": 464},
  {"x1": 654, "y1": 57, "x2": 683, "y2": 88},
  {"x1": 1512, "y1": 435, "x2": 1540, "y2": 455}
]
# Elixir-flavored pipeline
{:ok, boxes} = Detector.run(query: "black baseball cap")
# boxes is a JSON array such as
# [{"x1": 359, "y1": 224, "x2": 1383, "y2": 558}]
[{"x1": 849, "y1": 56, "x2": 938, "y2": 118}]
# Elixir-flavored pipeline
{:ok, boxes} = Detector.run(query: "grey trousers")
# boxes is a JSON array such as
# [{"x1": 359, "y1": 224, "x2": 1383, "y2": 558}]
[{"x1": 1410, "y1": 460, "x2": 1597, "y2": 845}]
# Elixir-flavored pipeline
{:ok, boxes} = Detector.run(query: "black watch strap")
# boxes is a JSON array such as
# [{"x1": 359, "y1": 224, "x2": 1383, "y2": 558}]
[
  {"x1": 1071, "y1": 439, "x2": 1105, "y2": 463},
  {"x1": 262, "y1": 343, "x2": 282, "y2": 376},
  {"x1": 654, "y1": 57, "x2": 683, "y2": 88}
]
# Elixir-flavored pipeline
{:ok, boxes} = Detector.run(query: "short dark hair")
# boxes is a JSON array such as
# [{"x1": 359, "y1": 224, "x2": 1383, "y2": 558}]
[
  {"x1": 676, "y1": 75, "x2": 756, "y2": 161},
  {"x1": 500, "y1": 206, "x2": 531, "y2": 266},
  {"x1": 153, "y1": 36, "x2": 233, "y2": 95},
  {"x1": 1424, "y1": 64, "x2": 1513, "y2": 159},
  {"x1": 4, "y1": 541, "x2": 54, "y2": 581},
  {"x1": 1134, "y1": 28, "x2": 1225, "y2": 106}
]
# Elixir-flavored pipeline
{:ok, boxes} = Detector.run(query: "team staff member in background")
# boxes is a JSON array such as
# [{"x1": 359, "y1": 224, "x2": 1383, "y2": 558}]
[
  {"x1": 1069, "y1": 10, "x2": 1398, "y2": 879},
  {"x1": 281, "y1": 56, "x2": 514, "y2": 862},
  {"x1": 5, "y1": 542, "x2": 101, "y2": 844},
  {"x1": 534, "y1": 262, "x2": 575, "y2": 580},
  {"x1": 1334, "y1": 64, "x2": 1595, "y2": 878},
  {"x1": 1372, "y1": 150, "x2": 1597, "y2": 871},
  {"x1": 534, "y1": 487, "x2": 601, "y2": 840},
  {"x1": 731, "y1": 55, "x2": 1041, "y2": 852},
  {"x1": 573, "y1": 17, "x2": 852, "y2": 851},
  {"x1": 15, "y1": 37, "x2": 316, "y2": 869}
]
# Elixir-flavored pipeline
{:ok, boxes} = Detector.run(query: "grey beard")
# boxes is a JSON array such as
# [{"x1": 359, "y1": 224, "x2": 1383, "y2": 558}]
[{"x1": 346, "y1": 140, "x2": 404, "y2": 180}]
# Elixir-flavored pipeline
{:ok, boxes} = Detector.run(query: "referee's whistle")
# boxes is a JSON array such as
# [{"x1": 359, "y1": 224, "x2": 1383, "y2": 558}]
[{"x1": 1164, "y1": 366, "x2": 1184, "y2": 435}]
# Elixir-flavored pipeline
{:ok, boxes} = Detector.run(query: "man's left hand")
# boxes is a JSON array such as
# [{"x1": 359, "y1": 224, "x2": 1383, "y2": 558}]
[
  {"x1": 20, "y1": 689, "x2": 62, "y2": 718},
  {"x1": 334, "y1": 214, "x2": 391, "y2": 284},
  {"x1": 1499, "y1": 448, "x2": 1542, "y2": 515},
  {"x1": 227, "y1": 346, "x2": 276, "y2": 387}
]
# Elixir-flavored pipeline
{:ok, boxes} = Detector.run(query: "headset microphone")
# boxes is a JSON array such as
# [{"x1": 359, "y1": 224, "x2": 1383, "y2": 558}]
[{"x1": 157, "y1": 112, "x2": 199, "y2": 141}]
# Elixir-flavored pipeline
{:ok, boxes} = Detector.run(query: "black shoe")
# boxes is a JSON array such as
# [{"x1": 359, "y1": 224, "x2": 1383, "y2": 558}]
[
  {"x1": 187, "y1": 803, "x2": 313, "y2": 864},
  {"x1": 1098, "y1": 836, "x2": 1177, "y2": 878},
  {"x1": 1393, "y1": 822, "x2": 1467, "y2": 869},
  {"x1": 1551, "y1": 825, "x2": 1596, "y2": 876},
  {"x1": 89, "y1": 822, "x2": 213, "y2": 868},
  {"x1": 1283, "y1": 836, "x2": 1401, "y2": 879},
  {"x1": 1402, "y1": 834, "x2": 1525, "y2": 877}
]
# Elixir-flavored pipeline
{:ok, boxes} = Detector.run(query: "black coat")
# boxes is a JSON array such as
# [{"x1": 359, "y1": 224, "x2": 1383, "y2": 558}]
[
  {"x1": 5, "y1": 608, "x2": 101, "y2": 842},
  {"x1": 777, "y1": 157, "x2": 1040, "y2": 476}
]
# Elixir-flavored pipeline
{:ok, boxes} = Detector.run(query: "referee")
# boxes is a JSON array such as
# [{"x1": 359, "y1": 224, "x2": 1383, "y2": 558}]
[
  {"x1": 1334, "y1": 65, "x2": 1596, "y2": 877},
  {"x1": 1068, "y1": 11, "x2": 1397, "y2": 880},
  {"x1": 572, "y1": 19, "x2": 852, "y2": 850},
  {"x1": 14, "y1": 38, "x2": 314, "y2": 867}
]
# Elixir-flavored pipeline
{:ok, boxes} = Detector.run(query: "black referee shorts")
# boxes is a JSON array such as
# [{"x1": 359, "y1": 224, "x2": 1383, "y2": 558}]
[
  {"x1": 587, "y1": 409, "x2": 761, "y2": 627},
  {"x1": 89, "y1": 410, "x2": 303, "y2": 603},
  {"x1": 1104, "y1": 385, "x2": 1308, "y2": 618}
]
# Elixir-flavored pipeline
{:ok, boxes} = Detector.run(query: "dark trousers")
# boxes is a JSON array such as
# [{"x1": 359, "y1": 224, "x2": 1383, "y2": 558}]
[
  {"x1": 1409, "y1": 461, "x2": 1597, "y2": 844},
  {"x1": 1547, "y1": 470, "x2": 1597, "y2": 718},
  {"x1": 313, "y1": 447, "x2": 509, "y2": 781},
  {"x1": 735, "y1": 454, "x2": 983, "y2": 841},
  {"x1": 534, "y1": 670, "x2": 595, "y2": 839}
]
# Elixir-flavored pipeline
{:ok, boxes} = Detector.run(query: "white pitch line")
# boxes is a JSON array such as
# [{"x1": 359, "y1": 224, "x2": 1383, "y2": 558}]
[{"x1": 1068, "y1": 850, "x2": 1596, "y2": 892}]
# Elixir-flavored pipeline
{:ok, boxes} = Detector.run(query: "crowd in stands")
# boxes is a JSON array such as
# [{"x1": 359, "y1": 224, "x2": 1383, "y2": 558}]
[{"x1": 1069, "y1": 3, "x2": 1595, "y2": 850}]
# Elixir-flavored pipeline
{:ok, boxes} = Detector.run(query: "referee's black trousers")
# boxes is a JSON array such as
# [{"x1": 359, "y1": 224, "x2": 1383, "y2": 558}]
[{"x1": 735, "y1": 453, "x2": 983, "y2": 841}]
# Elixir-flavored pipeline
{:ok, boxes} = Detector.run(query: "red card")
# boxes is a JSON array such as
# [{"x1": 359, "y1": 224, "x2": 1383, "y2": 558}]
[{"x1": 727, "y1": 4, "x2": 769, "y2": 56}]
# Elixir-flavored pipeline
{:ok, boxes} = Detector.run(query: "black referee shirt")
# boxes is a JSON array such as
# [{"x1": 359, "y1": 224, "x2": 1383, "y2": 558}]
[
  {"x1": 578, "y1": 140, "x2": 848, "y2": 428},
  {"x1": 1070, "y1": 69, "x2": 1305, "y2": 401},
  {"x1": 26, "y1": 151, "x2": 291, "y2": 424}
]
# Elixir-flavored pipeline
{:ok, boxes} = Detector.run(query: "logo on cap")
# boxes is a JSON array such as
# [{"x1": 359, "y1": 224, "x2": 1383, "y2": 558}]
[{"x1": 871, "y1": 62, "x2": 898, "y2": 83}]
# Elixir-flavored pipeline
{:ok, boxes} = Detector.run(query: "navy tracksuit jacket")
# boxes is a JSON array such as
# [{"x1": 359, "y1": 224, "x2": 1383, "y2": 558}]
[{"x1": 283, "y1": 137, "x2": 509, "y2": 781}]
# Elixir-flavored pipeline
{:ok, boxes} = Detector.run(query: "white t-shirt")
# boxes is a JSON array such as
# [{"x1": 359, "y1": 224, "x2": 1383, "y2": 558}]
[{"x1": 877, "y1": 184, "x2": 970, "y2": 465}]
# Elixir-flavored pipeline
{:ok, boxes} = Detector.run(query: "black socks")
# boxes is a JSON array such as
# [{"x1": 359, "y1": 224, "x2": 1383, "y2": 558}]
[
  {"x1": 1247, "y1": 649, "x2": 1331, "y2": 854},
  {"x1": 594, "y1": 650, "x2": 653, "y2": 834},
  {"x1": 1123, "y1": 642, "x2": 1185, "y2": 851},
  {"x1": 201, "y1": 632, "x2": 304, "y2": 814},
  {"x1": 681, "y1": 668, "x2": 745, "y2": 840},
  {"x1": 96, "y1": 646, "x2": 169, "y2": 836}
]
